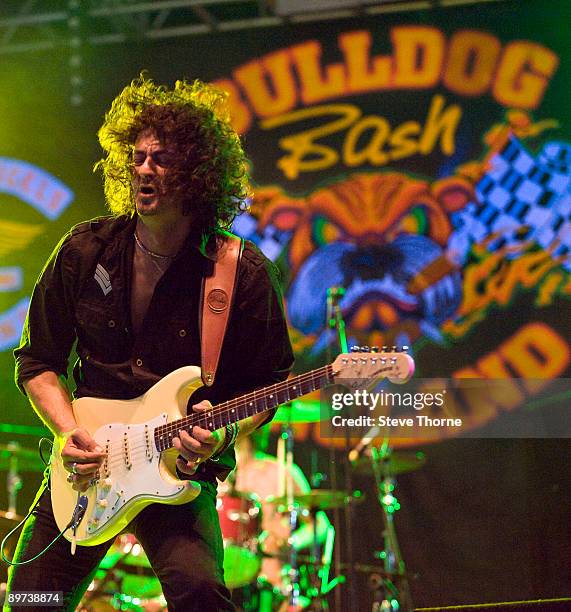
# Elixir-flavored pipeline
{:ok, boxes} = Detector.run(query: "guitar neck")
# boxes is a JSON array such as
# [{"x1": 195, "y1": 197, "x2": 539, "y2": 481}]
[{"x1": 154, "y1": 365, "x2": 333, "y2": 452}]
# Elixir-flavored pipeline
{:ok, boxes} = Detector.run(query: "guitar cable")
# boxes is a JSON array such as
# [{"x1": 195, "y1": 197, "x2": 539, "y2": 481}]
[{"x1": 1, "y1": 438, "x2": 89, "y2": 566}]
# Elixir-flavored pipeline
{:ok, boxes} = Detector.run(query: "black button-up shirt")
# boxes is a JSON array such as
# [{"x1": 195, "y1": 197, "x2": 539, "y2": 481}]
[{"x1": 14, "y1": 215, "x2": 294, "y2": 482}]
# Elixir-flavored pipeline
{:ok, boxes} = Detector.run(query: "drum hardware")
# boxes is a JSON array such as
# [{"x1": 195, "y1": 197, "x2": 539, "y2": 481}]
[
  {"x1": 350, "y1": 450, "x2": 426, "y2": 477},
  {"x1": 80, "y1": 535, "x2": 166, "y2": 611},
  {"x1": 266, "y1": 489, "x2": 364, "y2": 512},
  {"x1": 0, "y1": 510, "x2": 23, "y2": 586},
  {"x1": 366, "y1": 443, "x2": 417, "y2": 612},
  {"x1": 325, "y1": 285, "x2": 353, "y2": 612},
  {"x1": 0, "y1": 442, "x2": 46, "y2": 474},
  {"x1": 0, "y1": 441, "x2": 43, "y2": 586},
  {"x1": 216, "y1": 490, "x2": 262, "y2": 590},
  {"x1": 271, "y1": 416, "x2": 343, "y2": 611}
]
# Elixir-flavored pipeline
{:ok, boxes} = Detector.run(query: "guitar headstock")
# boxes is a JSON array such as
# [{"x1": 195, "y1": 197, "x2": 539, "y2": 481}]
[{"x1": 330, "y1": 345, "x2": 415, "y2": 389}]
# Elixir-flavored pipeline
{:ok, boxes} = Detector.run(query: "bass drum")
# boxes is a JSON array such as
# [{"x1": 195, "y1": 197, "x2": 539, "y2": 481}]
[{"x1": 216, "y1": 491, "x2": 262, "y2": 590}]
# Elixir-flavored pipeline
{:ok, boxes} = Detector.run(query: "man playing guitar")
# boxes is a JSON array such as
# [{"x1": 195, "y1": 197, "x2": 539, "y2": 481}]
[{"x1": 9, "y1": 75, "x2": 294, "y2": 611}]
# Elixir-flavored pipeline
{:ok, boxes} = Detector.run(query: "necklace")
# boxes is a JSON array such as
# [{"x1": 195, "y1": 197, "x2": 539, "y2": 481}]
[{"x1": 134, "y1": 232, "x2": 177, "y2": 260}]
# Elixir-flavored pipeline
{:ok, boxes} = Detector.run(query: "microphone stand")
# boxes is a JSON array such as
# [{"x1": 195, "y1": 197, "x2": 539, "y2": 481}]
[{"x1": 325, "y1": 287, "x2": 355, "y2": 612}]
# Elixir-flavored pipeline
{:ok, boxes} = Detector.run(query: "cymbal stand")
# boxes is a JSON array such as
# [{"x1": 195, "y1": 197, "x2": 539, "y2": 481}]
[
  {"x1": 325, "y1": 287, "x2": 353, "y2": 612},
  {"x1": 369, "y1": 444, "x2": 413, "y2": 612},
  {"x1": 277, "y1": 422, "x2": 303, "y2": 609},
  {"x1": 6, "y1": 442, "x2": 23, "y2": 516},
  {"x1": 304, "y1": 508, "x2": 338, "y2": 610}
]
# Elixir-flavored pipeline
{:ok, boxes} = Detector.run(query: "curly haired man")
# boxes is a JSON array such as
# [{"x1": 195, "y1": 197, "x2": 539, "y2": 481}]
[{"x1": 9, "y1": 75, "x2": 293, "y2": 611}]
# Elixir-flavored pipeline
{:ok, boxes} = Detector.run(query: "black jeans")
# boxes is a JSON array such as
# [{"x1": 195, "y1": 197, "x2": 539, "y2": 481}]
[{"x1": 6, "y1": 476, "x2": 234, "y2": 612}]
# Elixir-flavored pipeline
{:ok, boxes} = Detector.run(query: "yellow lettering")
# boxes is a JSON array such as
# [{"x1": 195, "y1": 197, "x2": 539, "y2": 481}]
[
  {"x1": 234, "y1": 50, "x2": 297, "y2": 118},
  {"x1": 473, "y1": 353, "x2": 525, "y2": 411},
  {"x1": 338, "y1": 31, "x2": 391, "y2": 93},
  {"x1": 418, "y1": 94, "x2": 462, "y2": 155},
  {"x1": 264, "y1": 96, "x2": 461, "y2": 178},
  {"x1": 343, "y1": 116, "x2": 390, "y2": 166},
  {"x1": 500, "y1": 323, "x2": 570, "y2": 384},
  {"x1": 536, "y1": 271, "x2": 565, "y2": 306},
  {"x1": 389, "y1": 121, "x2": 421, "y2": 161},
  {"x1": 261, "y1": 105, "x2": 361, "y2": 180},
  {"x1": 443, "y1": 30, "x2": 501, "y2": 96},
  {"x1": 392, "y1": 26, "x2": 444, "y2": 88},
  {"x1": 290, "y1": 41, "x2": 346, "y2": 105},
  {"x1": 450, "y1": 381, "x2": 498, "y2": 426},
  {"x1": 493, "y1": 42, "x2": 559, "y2": 109},
  {"x1": 212, "y1": 78, "x2": 252, "y2": 134}
]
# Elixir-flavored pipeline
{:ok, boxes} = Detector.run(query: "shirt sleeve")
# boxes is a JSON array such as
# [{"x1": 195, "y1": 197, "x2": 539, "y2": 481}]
[{"x1": 14, "y1": 233, "x2": 80, "y2": 394}]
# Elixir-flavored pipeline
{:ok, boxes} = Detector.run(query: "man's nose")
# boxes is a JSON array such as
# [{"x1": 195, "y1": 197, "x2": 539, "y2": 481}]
[{"x1": 137, "y1": 155, "x2": 156, "y2": 175}]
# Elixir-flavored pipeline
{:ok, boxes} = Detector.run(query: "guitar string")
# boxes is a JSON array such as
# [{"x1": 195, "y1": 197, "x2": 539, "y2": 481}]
[
  {"x1": 154, "y1": 366, "x2": 333, "y2": 438},
  {"x1": 101, "y1": 362, "x2": 405, "y2": 466},
  {"x1": 98, "y1": 366, "x2": 332, "y2": 466},
  {"x1": 103, "y1": 369, "x2": 333, "y2": 465},
  {"x1": 100, "y1": 360, "x2": 404, "y2": 466},
  {"x1": 153, "y1": 359, "x2": 400, "y2": 441}
]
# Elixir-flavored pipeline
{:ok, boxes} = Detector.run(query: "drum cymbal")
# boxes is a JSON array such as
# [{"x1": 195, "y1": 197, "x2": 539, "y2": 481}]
[
  {"x1": 0, "y1": 443, "x2": 46, "y2": 472},
  {"x1": 351, "y1": 450, "x2": 426, "y2": 476},
  {"x1": 266, "y1": 489, "x2": 364, "y2": 510}
]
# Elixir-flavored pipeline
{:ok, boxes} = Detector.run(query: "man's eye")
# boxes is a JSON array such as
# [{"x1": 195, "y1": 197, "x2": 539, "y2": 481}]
[
  {"x1": 152, "y1": 152, "x2": 172, "y2": 167},
  {"x1": 132, "y1": 151, "x2": 172, "y2": 167}
]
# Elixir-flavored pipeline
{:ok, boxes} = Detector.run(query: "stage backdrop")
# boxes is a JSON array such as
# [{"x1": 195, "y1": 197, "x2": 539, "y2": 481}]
[{"x1": 0, "y1": 0, "x2": 570, "y2": 608}]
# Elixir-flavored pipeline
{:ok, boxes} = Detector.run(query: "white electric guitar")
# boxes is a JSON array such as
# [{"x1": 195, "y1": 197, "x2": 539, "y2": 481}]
[{"x1": 51, "y1": 348, "x2": 414, "y2": 546}]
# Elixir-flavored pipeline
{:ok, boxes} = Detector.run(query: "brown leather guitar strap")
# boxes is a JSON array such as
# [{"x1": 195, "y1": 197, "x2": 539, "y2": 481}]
[{"x1": 200, "y1": 233, "x2": 243, "y2": 386}]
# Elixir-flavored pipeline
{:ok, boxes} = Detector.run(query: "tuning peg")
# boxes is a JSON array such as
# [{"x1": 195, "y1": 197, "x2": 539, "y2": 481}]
[
  {"x1": 350, "y1": 345, "x2": 360, "y2": 353},
  {"x1": 401, "y1": 345, "x2": 409, "y2": 353},
  {"x1": 361, "y1": 345, "x2": 370, "y2": 352},
  {"x1": 371, "y1": 346, "x2": 379, "y2": 353},
  {"x1": 382, "y1": 345, "x2": 388, "y2": 353},
  {"x1": 391, "y1": 345, "x2": 397, "y2": 353}
]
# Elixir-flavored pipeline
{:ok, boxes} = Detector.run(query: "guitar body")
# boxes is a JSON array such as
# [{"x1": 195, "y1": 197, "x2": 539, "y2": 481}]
[
  {"x1": 50, "y1": 349, "x2": 414, "y2": 548},
  {"x1": 51, "y1": 366, "x2": 204, "y2": 546}
]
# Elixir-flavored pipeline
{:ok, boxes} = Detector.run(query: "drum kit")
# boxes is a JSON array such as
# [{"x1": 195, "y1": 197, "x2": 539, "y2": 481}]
[
  {"x1": 0, "y1": 440, "x2": 47, "y2": 604},
  {"x1": 1, "y1": 289, "x2": 423, "y2": 611},
  {"x1": 0, "y1": 417, "x2": 424, "y2": 612},
  {"x1": 0, "y1": 418, "x2": 424, "y2": 611}
]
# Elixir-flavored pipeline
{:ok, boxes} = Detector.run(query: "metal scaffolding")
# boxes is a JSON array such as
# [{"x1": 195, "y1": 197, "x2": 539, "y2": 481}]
[
  {"x1": 0, "y1": 0, "x2": 509, "y2": 105},
  {"x1": 0, "y1": 0, "x2": 509, "y2": 55}
]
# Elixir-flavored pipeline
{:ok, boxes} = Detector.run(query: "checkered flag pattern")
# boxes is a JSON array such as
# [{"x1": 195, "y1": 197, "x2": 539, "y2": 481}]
[
  {"x1": 232, "y1": 212, "x2": 291, "y2": 262},
  {"x1": 448, "y1": 136, "x2": 571, "y2": 270}
]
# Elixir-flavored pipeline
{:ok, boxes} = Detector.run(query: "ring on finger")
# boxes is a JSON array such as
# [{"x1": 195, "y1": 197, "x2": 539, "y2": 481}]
[{"x1": 71, "y1": 462, "x2": 78, "y2": 474}]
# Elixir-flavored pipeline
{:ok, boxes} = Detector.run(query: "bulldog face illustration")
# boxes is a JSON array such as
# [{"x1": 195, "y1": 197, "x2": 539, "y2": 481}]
[{"x1": 253, "y1": 172, "x2": 473, "y2": 354}]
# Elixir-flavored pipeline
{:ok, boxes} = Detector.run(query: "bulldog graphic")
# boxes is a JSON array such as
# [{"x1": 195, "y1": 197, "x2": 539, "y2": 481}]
[{"x1": 253, "y1": 172, "x2": 473, "y2": 357}]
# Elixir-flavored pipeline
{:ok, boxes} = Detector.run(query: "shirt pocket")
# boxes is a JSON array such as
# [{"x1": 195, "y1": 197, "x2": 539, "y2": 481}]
[
  {"x1": 75, "y1": 299, "x2": 128, "y2": 363},
  {"x1": 158, "y1": 314, "x2": 198, "y2": 368}
]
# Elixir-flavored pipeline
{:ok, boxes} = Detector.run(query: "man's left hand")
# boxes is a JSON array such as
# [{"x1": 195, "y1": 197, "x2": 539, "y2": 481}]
[{"x1": 173, "y1": 400, "x2": 225, "y2": 475}]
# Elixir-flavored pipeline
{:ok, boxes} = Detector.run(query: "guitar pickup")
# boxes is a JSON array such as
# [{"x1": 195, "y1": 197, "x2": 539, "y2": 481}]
[
  {"x1": 144, "y1": 424, "x2": 153, "y2": 462},
  {"x1": 123, "y1": 431, "x2": 132, "y2": 470}
]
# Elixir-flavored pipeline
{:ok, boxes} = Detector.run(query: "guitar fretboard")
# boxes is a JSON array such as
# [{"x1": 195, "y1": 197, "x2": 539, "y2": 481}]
[{"x1": 153, "y1": 364, "x2": 333, "y2": 452}]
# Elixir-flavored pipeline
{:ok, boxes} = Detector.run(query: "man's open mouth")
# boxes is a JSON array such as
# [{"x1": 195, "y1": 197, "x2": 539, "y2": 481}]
[{"x1": 139, "y1": 185, "x2": 156, "y2": 197}]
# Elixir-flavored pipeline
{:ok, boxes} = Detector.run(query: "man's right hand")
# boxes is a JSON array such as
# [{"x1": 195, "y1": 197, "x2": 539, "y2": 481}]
[{"x1": 60, "y1": 428, "x2": 106, "y2": 491}]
